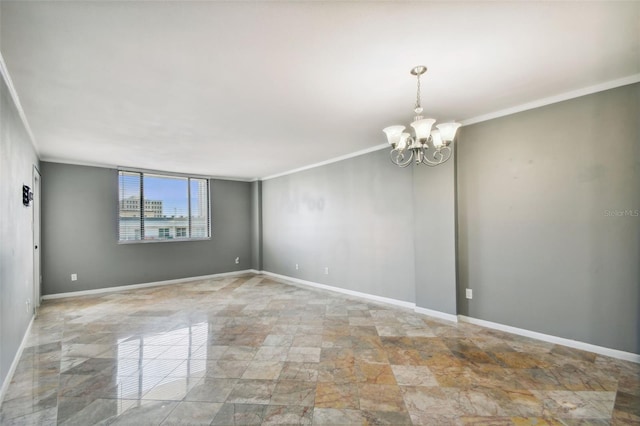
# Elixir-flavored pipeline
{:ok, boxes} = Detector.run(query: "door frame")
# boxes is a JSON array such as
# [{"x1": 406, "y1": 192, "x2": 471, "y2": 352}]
[{"x1": 33, "y1": 165, "x2": 41, "y2": 313}]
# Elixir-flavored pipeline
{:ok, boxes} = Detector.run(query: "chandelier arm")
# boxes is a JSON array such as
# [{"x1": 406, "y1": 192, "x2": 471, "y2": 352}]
[
  {"x1": 420, "y1": 146, "x2": 452, "y2": 167},
  {"x1": 390, "y1": 149, "x2": 413, "y2": 167},
  {"x1": 439, "y1": 146, "x2": 452, "y2": 163}
]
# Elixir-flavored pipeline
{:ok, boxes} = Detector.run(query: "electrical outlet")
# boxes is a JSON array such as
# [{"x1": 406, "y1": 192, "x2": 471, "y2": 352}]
[
  {"x1": 466, "y1": 288, "x2": 473, "y2": 299},
  {"x1": 295, "y1": 264, "x2": 299, "y2": 270},
  {"x1": 71, "y1": 273, "x2": 77, "y2": 281},
  {"x1": 235, "y1": 257, "x2": 240, "y2": 264},
  {"x1": 324, "y1": 267, "x2": 329, "y2": 275}
]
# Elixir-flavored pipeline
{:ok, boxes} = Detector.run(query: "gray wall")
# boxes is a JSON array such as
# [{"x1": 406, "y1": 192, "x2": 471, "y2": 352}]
[
  {"x1": 251, "y1": 180, "x2": 263, "y2": 271},
  {"x1": 262, "y1": 149, "x2": 416, "y2": 303},
  {"x1": 260, "y1": 84, "x2": 639, "y2": 354},
  {"x1": 41, "y1": 162, "x2": 253, "y2": 295},
  {"x1": 0, "y1": 76, "x2": 39, "y2": 392},
  {"x1": 412, "y1": 150, "x2": 457, "y2": 315},
  {"x1": 457, "y1": 83, "x2": 640, "y2": 354}
]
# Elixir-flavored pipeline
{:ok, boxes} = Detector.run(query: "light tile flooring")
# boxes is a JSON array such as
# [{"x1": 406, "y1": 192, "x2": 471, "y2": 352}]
[{"x1": 1, "y1": 274, "x2": 638, "y2": 425}]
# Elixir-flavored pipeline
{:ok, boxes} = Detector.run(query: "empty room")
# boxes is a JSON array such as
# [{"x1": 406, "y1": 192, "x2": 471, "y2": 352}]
[{"x1": 0, "y1": 1, "x2": 638, "y2": 425}]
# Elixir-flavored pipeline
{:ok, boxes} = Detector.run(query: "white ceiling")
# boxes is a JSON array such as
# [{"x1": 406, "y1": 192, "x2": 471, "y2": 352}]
[{"x1": 1, "y1": 1, "x2": 638, "y2": 180}]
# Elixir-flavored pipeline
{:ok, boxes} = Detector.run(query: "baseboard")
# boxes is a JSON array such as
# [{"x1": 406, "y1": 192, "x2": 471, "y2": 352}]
[
  {"x1": 459, "y1": 315, "x2": 640, "y2": 364},
  {"x1": 0, "y1": 316, "x2": 34, "y2": 405},
  {"x1": 39, "y1": 270, "x2": 638, "y2": 364},
  {"x1": 259, "y1": 271, "x2": 460, "y2": 322},
  {"x1": 259, "y1": 271, "x2": 416, "y2": 310},
  {"x1": 414, "y1": 306, "x2": 458, "y2": 323},
  {"x1": 41, "y1": 270, "x2": 256, "y2": 300}
]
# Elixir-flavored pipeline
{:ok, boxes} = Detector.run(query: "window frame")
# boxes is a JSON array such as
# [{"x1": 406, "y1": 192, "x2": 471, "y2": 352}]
[
  {"x1": 117, "y1": 168, "x2": 211, "y2": 244},
  {"x1": 175, "y1": 227, "x2": 188, "y2": 238},
  {"x1": 158, "y1": 228, "x2": 171, "y2": 239}
]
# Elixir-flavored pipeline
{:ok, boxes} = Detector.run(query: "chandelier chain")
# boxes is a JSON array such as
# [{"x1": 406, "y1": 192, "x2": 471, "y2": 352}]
[{"x1": 415, "y1": 73, "x2": 421, "y2": 110}]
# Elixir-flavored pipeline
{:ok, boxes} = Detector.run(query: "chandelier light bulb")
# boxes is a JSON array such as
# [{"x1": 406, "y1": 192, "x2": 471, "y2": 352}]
[
  {"x1": 431, "y1": 129, "x2": 443, "y2": 148},
  {"x1": 436, "y1": 122, "x2": 462, "y2": 143},
  {"x1": 410, "y1": 118, "x2": 436, "y2": 142},
  {"x1": 382, "y1": 125, "x2": 406, "y2": 147},
  {"x1": 397, "y1": 133, "x2": 410, "y2": 151}
]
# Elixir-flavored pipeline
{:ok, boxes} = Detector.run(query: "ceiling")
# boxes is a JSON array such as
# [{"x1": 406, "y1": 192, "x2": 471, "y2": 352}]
[{"x1": 1, "y1": 1, "x2": 638, "y2": 180}]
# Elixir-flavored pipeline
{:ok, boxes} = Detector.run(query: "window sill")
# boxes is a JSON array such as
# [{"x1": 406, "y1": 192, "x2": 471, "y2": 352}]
[{"x1": 118, "y1": 237, "x2": 212, "y2": 245}]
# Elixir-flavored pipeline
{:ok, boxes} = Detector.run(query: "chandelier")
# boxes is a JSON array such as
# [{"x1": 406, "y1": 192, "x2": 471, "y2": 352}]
[{"x1": 383, "y1": 66, "x2": 461, "y2": 167}]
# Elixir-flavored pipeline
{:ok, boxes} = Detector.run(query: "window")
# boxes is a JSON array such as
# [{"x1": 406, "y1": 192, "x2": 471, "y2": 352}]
[{"x1": 118, "y1": 170, "x2": 210, "y2": 242}]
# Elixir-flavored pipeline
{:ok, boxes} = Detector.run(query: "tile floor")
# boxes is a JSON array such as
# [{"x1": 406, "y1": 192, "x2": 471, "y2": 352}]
[{"x1": 0, "y1": 274, "x2": 638, "y2": 425}]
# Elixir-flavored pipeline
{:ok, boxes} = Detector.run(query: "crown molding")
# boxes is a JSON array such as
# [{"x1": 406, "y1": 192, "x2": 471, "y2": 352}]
[
  {"x1": 40, "y1": 156, "x2": 119, "y2": 171},
  {"x1": 10, "y1": 57, "x2": 637, "y2": 182},
  {"x1": 260, "y1": 74, "x2": 640, "y2": 182},
  {"x1": 40, "y1": 157, "x2": 255, "y2": 182},
  {"x1": 0, "y1": 52, "x2": 39, "y2": 154},
  {"x1": 460, "y1": 73, "x2": 640, "y2": 126},
  {"x1": 261, "y1": 143, "x2": 388, "y2": 181}
]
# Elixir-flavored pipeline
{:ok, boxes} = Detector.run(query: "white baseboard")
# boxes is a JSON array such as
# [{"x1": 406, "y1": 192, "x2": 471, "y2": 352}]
[
  {"x1": 41, "y1": 270, "x2": 256, "y2": 300},
  {"x1": 459, "y1": 315, "x2": 640, "y2": 364},
  {"x1": 414, "y1": 306, "x2": 458, "y2": 323},
  {"x1": 258, "y1": 272, "x2": 639, "y2": 363},
  {"x1": 259, "y1": 271, "x2": 416, "y2": 310},
  {"x1": 0, "y1": 316, "x2": 34, "y2": 405},
  {"x1": 260, "y1": 271, "x2": 460, "y2": 323},
  {"x1": 38, "y1": 270, "x2": 639, "y2": 364}
]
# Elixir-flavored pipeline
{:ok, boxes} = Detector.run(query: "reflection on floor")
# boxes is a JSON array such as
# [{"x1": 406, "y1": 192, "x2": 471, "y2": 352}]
[{"x1": 0, "y1": 274, "x2": 638, "y2": 425}]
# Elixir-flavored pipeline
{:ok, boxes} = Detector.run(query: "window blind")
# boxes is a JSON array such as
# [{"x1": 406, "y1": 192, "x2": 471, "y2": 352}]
[{"x1": 118, "y1": 170, "x2": 210, "y2": 242}]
